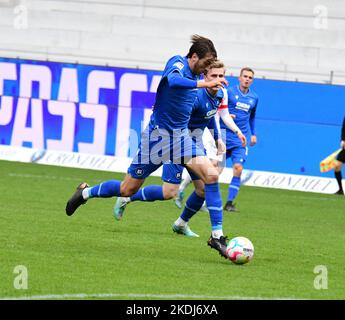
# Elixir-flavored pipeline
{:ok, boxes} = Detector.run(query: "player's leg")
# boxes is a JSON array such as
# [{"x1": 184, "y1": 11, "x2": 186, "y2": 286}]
[
  {"x1": 114, "y1": 163, "x2": 181, "y2": 220},
  {"x1": 172, "y1": 176, "x2": 204, "y2": 237},
  {"x1": 185, "y1": 156, "x2": 228, "y2": 258},
  {"x1": 224, "y1": 146, "x2": 246, "y2": 212},
  {"x1": 198, "y1": 158, "x2": 219, "y2": 212},
  {"x1": 65, "y1": 174, "x2": 145, "y2": 216},
  {"x1": 175, "y1": 171, "x2": 192, "y2": 209},
  {"x1": 66, "y1": 121, "x2": 155, "y2": 216},
  {"x1": 334, "y1": 150, "x2": 344, "y2": 195}
]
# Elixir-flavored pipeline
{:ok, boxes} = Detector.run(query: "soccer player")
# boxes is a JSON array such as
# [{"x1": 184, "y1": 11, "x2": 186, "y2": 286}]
[
  {"x1": 220, "y1": 67, "x2": 259, "y2": 212},
  {"x1": 174, "y1": 126, "x2": 224, "y2": 211},
  {"x1": 334, "y1": 116, "x2": 345, "y2": 195},
  {"x1": 65, "y1": 35, "x2": 230, "y2": 258},
  {"x1": 114, "y1": 61, "x2": 246, "y2": 238}
]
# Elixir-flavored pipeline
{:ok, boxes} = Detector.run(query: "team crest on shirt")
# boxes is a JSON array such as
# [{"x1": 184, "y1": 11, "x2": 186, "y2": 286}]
[
  {"x1": 135, "y1": 168, "x2": 144, "y2": 176},
  {"x1": 173, "y1": 62, "x2": 184, "y2": 70},
  {"x1": 235, "y1": 95, "x2": 239, "y2": 100},
  {"x1": 176, "y1": 172, "x2": 182, "y2": 179}
]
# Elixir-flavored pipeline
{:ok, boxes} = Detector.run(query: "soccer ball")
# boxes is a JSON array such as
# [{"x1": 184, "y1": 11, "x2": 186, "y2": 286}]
[{"x1": 226, "y1": 236, "x2": 254, "y2": 265}]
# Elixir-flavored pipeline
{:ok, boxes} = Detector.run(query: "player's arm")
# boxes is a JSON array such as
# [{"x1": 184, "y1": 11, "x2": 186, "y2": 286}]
[
  {"x1": 218, "y1": 104, "x2": 246, "y2": 147},
  {"x1": 207, "y1": 117, "x2": 226, "y2": 155},
  {"x1": 197, "y1": 78, "x2": 228, "y2": 89},
  {"x1": 249, "y1": 106, "x2": 257, "y2": 146},
  {"x1": 167, "y1": 71, "x2": 198, "y2": 88},
  {"x1": 167, "y1": 71, "x2": 227, "y2": 89}
]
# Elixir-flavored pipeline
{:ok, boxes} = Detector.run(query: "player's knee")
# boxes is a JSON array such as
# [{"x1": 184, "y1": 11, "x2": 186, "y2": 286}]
[
  {"x1": 163, "y1": 184, "x2": 178, "y2": 200},
  {"x1": 203, "y1": 172, "x2": 219, "y2": 184},
  {"x1": 334, "y1": 161, "x2": 343, "y2": 171},
  {"x1": 195, "y1": 187, "x2": 205, "y2": 198},
  {"x1": 234, "y1": 164, "x2": 243, "y2": 175}
]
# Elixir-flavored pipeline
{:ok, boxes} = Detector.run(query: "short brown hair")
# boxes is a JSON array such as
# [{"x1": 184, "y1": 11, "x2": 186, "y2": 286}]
[
  {"x1": 187, "y1": 34, "x2": 217, "y2": 59},
  {"x1": 240, "y1": 67, "x2": 254, "y2": 76},
  {"x1": 204, "y1": 60, "x2": 225, "y2": 74}
]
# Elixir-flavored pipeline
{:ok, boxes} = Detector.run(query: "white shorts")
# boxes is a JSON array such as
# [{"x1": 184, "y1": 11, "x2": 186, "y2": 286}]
[{"x1": 202, "y1": 128, "x2": 223, "y2": 162}]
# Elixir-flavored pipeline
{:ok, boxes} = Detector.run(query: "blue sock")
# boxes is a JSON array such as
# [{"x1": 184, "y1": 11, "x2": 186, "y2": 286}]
[
  {"x1": 204, "y1": 183, "x2": 223, "y2": 231},
  {"x1": 227, "y1": 176, "x2": 241, "y2": 202},
  {"x1": 180, "y1": 191, "x2": 204, "y2": 222},
  {"x1": 89, "y1": 180, "x2": 121, "y2": 198},
  {"x1": 130, "y1": 185, "x2": 164, "y2": 202}
]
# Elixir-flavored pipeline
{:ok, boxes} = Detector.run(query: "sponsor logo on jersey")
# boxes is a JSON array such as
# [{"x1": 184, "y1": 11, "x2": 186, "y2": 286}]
[
  {"x1": 205, "y1": 109, "x2": 217, "y2": 118},
  {"x1": 235, "y1": 101, "x2": 250, "y2": 112}
]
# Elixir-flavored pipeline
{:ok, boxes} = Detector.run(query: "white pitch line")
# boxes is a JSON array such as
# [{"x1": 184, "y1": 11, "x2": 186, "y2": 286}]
[{"x1": 0, "y1": 292, "x2": 303, "y2": 300}]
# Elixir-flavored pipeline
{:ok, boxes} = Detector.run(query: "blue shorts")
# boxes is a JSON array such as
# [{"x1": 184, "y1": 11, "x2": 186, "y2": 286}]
[
  {"x1": 226, "y1": 145, "x2": 248, "y2": 165},
  {"x1": 162, "y1": 162, "x2": 201, "y2": 184},
  {"x1": 127, "y1": 123, "x2": 205, "y2": 179}
]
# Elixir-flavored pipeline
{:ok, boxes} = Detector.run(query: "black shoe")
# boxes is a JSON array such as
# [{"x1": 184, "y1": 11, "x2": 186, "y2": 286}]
[
  {"x1": 65, "y1": 182, "x2": 89, "y2": 216},
  {"x1": 207, "y1": 235, "x2": 229, "y2": 259},
  {"x1": 334, "y1": 189, "x2": 344, "y2": 195},
  {"x1": 224, "y1": 201, "x2": 238, "y2": 212}
]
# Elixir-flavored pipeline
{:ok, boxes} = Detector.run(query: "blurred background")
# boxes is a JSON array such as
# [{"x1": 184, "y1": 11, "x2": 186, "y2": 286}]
[{"x1": 0, "y1": 0, "x2": 344, "y2": 183}]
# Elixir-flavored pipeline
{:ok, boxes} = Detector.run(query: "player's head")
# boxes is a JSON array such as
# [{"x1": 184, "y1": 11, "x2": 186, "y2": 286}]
[
  {"x1": 239, "y1": 67, "x2": 254, "y2": 90},
  {"x1": 204, "y1": 60, "x2": 225, "y2": 94},
  {"x1": 187, "y1": 35, "x2": 217, "y2": 75}
]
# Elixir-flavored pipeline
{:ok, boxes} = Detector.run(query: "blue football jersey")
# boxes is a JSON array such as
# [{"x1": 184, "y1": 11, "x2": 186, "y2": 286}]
[
  {"x1": 220, "y1": 85, "x2": 259, "y2": 147},
  {"x1": 152, "y1": 55, "x2": 199, "y2": 132},
  {"x1": 189, "y1": 88, "x2": 224, "y2": 134}
]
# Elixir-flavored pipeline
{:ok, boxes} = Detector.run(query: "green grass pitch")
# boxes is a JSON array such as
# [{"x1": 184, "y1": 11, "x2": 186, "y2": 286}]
[{"x1": 0, "y1": 160, "x2": 344, "y2": 300}]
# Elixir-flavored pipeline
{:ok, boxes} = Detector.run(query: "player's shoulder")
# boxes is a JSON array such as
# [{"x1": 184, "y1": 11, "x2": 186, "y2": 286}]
[
  {"x1": 167, "y1": 55, "x2": 187, "y2": 70},
  {"x1": 248, "y1": 87, "x2": 259, "y2": 100}
]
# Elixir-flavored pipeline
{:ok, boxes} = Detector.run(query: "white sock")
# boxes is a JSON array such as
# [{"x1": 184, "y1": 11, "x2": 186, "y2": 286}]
[
  {"x1": 82, "y1": 188, "x2": 90, "y2": 200},
  {"x1": 212, "y1": 229, "x2": 223, "y2": 239},
  {"x1": 179, "y1": 174, "x2": 192, "y2": 193},
  {"x1": 174, "y1": 217, "x2": 187, "y2": 227}
]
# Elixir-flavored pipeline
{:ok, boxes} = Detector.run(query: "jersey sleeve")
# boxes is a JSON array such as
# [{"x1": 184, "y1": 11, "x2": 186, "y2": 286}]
[
  {"x1": 167, "y1": 72, "x2": 197, "y2": 88},
  {"x1": 218, "y1": 88, "x2": 228, "y2": 110},
  {"x1": 164, "y1": 56, "x2": 187, "y2": 77}
]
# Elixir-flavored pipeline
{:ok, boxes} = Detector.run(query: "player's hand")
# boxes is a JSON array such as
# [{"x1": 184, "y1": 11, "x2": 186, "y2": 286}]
[
  {"x1": 199, "y1": 78, "x2": 228, "y2": 89},
  {"x1": 230, "y1": 114, "x2": 236, "y2": 119},
  {"x1": 341, "y1": 140, "x2": 345, "y2": 149},
  {"x1": 215, "y1": 139, "x2": 226, "y2": 155},
  {"x1": 238, "y1": 132, "x2": 247, "y2": 147},
  {"x1": 250, "y1": 135, "x2": 257, "y2": 146}
]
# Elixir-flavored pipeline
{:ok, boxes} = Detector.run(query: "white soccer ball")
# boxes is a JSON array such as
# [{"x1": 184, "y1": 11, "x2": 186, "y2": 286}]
[{"x1": 226, "y1": 236, "x2": 254, "y2": 265}]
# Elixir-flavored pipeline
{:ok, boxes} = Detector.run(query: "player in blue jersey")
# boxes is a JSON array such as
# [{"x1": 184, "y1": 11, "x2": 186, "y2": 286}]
[
  {"x1": 65, "y1": 35, "x2": 231, "y2": 258},
  {"x1": 113, "y1": 61, "x2": 246, "y2": 238},
  {"x1": 219, "y1": 67, "x2": 259, "y2": 212}
]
